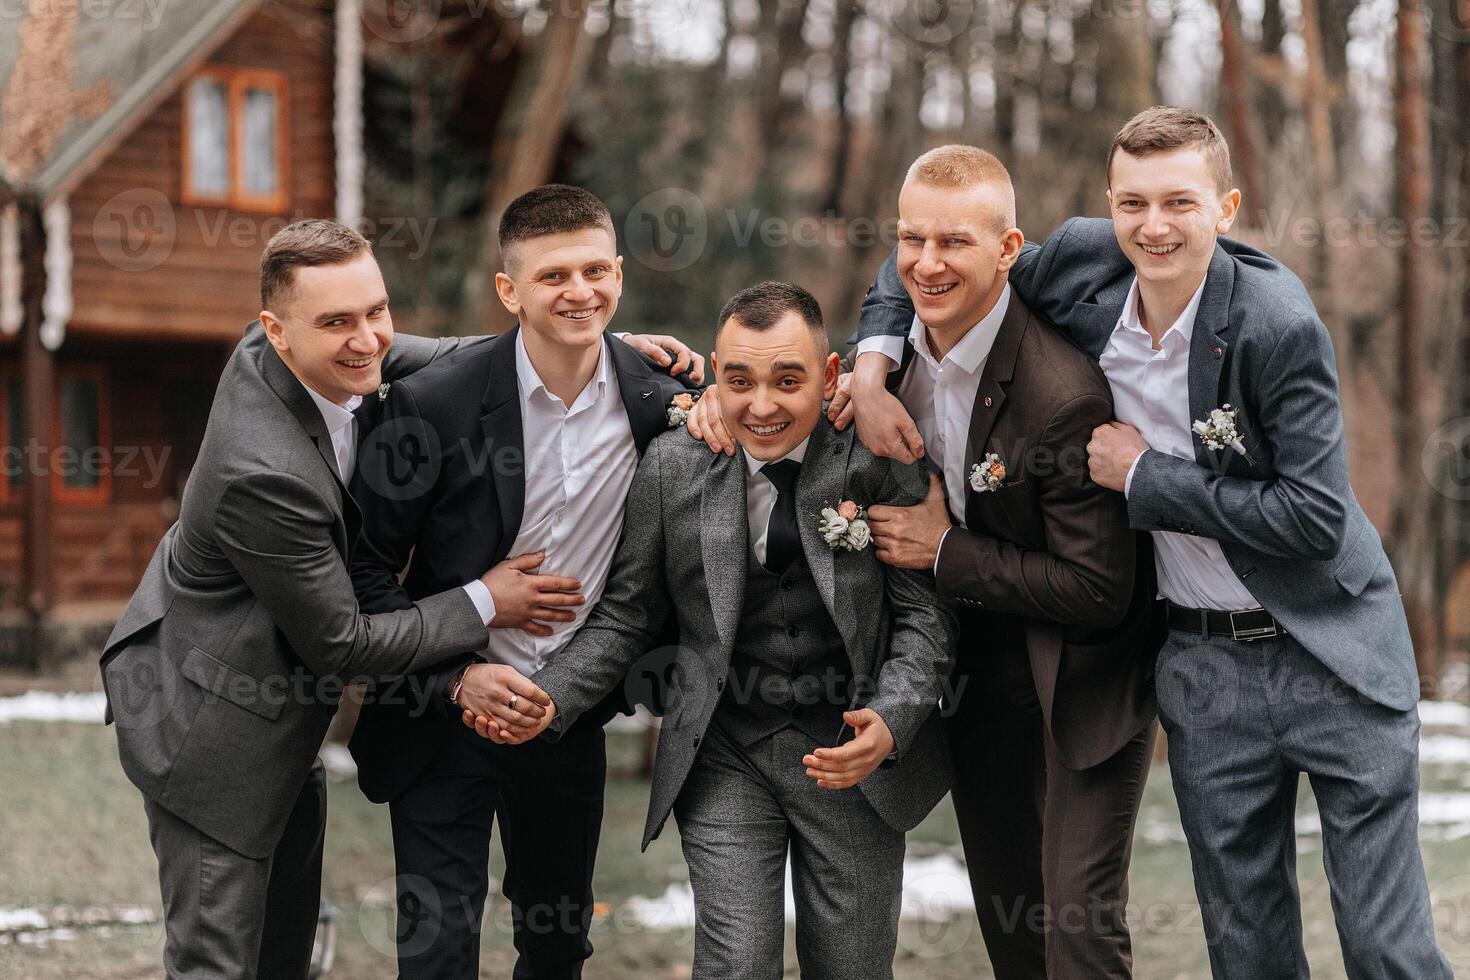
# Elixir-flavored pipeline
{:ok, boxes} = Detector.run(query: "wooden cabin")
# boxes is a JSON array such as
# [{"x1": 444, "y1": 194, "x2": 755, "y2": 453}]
[{"x1": 0, "y1": 0, "x2": 374, "y2": 660}]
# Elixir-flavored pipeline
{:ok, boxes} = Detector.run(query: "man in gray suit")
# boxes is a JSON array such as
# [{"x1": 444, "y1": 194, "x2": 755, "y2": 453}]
[
  {"x1": 100, "y1": 220, "x2": 510, "y2": 980},
  {"x1": 847, "y1": 108, "x2": 1451, "y2": 977},
  {"x1": 469, "y1": 282, "x2": 957, "y2": 979}
]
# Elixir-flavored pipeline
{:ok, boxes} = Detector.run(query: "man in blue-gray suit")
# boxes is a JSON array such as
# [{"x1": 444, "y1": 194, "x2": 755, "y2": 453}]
[{"x1": 844, "y1": 106, "x2": 1450, "y2": 978}]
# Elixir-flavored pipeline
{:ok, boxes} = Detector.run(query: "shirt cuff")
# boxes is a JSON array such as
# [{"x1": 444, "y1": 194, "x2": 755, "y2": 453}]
[
  {"x1": 1123, "y1": 451, "x2": 1145, "y2": 499},
  {"x1": 462, "y1": 579, "x2": 496, "y2": 625},
  {"x1": 932, "y1": 526, "x2": 951, "y2": 576},
  {"x1": 854, "y1": 335, "x2": 905, "y2": 372}
]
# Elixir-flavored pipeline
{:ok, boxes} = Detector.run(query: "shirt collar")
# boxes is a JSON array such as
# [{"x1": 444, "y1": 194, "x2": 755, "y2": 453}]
[
  {"x1": 302, "y1": 383, "x2": 361, "y2": 437},
  {"x1": 908, "y1": 282, "x2": 1011, "y2": 375},
  {"x1": 516, "y1": 330, "x2": 611, "y2": 409},
  {"x1": 1116, "y1": 274, "x2": 1208, "y2": 348},
  {"x1": 744, "y1": 435, "x2": 812, "y2": 479}
]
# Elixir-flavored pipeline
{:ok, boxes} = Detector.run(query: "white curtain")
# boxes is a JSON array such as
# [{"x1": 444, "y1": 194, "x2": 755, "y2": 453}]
[
  {"x1": 242, "y1": 87, "x2": 279, "y2": 195},
  {"x1": 187, "y1": 77, "x2": 229, "y2": 196}
]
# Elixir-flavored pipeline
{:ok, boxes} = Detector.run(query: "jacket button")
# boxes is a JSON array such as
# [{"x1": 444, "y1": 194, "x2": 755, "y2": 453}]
[
  {"x1": 782, "y1": 580, "x2": 794, "y2": 591},
  {"x1": 787, "y1": 626, "x2": 800, "y2": 638},
  {"x1": 693, "y1": 734, "x2": 701, "y2": 747},
  {"x1": 715, "y1": 678, "x2": 725, "y2": 691}
]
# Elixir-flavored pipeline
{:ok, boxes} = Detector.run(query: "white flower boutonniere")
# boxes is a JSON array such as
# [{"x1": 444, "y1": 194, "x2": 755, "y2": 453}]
[
  {"x1": 819, "y1": 500, "x2": 872, "y2": 552},
  {"x1": 666, "y1": 391, "x2": 700, "y2": 427},
  {"x1": 377, "y1": 382, "x2": 391, "y2": 403},
  {"x1": 1191, "y1": 404, "x2": 1256, "y2": 465},
  {"x1": 969, "y1": 453, "x2": 1007, "y2": 493}
]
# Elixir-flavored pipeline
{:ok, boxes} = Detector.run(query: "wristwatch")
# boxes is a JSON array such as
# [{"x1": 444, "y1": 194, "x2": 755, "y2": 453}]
[{"x1": 447, "y1": 666, "x2": 470, "y2": 707}]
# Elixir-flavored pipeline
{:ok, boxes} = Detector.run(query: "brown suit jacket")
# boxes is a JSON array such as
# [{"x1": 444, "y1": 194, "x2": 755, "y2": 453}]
[{"x1": 884, "y1": 291, "x2": 1161, "y2": 770}]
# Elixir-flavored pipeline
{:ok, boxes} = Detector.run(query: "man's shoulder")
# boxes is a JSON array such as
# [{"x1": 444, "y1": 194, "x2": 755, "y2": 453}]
[
  {"x1": 1015, "y1": 302, "x2": 1111, "y2": 405},
  {"x1": 1227, "y1": 253, "x2": 1322, "y2": 339},
  {"x1": 386, "y1": 331, "x2": 506, "y2": 412}
]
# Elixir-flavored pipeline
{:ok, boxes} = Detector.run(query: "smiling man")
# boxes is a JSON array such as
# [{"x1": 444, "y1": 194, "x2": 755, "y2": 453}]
[
  {"x1": 345, "y1": 185, "x2": 703, "y2": 980},
  {"x1": 492, "y1": 282, "x2": 957, "y2": 980},
  {"x1": 846, "y1": 108, "x2": 1452, "y2": 978}
]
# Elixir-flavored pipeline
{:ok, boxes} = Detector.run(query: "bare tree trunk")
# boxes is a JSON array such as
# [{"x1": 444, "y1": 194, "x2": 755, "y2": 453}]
[
  {"x1": 1297, "y1": 0, "x2": 1338, "y2": 189},
  {"x1": 462, "y1": 0, "x2": 595, "y2": 334},
  {"x1": 753, "y1": 0, "x2": 815, "y2": 190},
  {"x1": 820, "y1": 0, "x2": 857, "y2": 215},
  {"x1": 1390, "y1": 0, "x2": 1439, "y2": 691},
  {"x1": 1214, "y1": 0, "x2": 1264, "y2": 221}
]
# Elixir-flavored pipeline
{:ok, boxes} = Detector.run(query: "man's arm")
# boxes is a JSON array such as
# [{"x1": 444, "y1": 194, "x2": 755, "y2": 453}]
[
  {"x1": 865, "y1": 465, "x2": 958, "y2": 759},
  {"x1": 213, "y1": 471, "x2": 488, "y2": 680},
  {"x1": 1126, "y1": 314, "x2": 1350, "y2": 560},
  {"x1": 936, "y1": 393, "x2": 1135, "y2": 627},
  {"x1": 531, "y1": 440, "x2": 675, "y2": 735}
]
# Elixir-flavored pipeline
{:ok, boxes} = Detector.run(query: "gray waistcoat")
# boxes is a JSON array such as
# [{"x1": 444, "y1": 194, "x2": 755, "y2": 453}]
[{"x1": 713, "y1": 546, "x2": 852, "y2": 747}]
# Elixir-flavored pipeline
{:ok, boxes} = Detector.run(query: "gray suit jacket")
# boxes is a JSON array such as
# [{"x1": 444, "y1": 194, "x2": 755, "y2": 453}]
[
  {"x1": 100, "y1": 323, "x2": 491, "y2": 858},
  {"x1": 533, "y1": 417, "x2": 959, "y2": 848},
  {"x1": 858, "y1": 217, "x2": 1418, "y2": 710}
]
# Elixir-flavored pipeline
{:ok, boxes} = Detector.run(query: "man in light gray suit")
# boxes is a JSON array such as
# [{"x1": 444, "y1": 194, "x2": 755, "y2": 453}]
[
  {"x1": 100, "y1": 221, "x2": 510, "y2": 980},
  {"x1": 848, "y1": 108, "x2": 1451, "y2": 977},
  {"x1": 470, "y1": 282, "x2": 957, "y2": 979}
]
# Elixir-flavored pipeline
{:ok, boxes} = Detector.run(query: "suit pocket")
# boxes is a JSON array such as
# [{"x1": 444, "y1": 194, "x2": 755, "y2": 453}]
[
  {"x1": 1330, "y1": 521, "x2": 1378, "y2": 597},
  {"x1": 179, "y1": 647, "x2": 287, "y2": 721}
]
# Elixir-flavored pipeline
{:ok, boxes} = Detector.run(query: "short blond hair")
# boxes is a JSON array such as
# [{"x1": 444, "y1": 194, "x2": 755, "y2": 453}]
[
  {"x1": 904, "y1": 144, "x2": 1016, "y2": 229},
  {"x1": 1108, "y1": 106, "x2": 1233, "y2": 194}
]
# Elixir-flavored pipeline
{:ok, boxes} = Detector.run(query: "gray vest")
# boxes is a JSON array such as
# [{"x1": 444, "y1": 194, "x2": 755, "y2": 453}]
[{"x1": 713, "y1": 546, "x2": 852, "y2": 747}]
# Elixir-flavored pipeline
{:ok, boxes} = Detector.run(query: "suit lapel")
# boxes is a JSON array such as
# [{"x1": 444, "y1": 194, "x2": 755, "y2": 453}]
[
  {"x1": 259, "y1": 342, "x2": 360, "y2": 546},
  {"x1": 795, "y1": 419, "x2": 862, "y2": 661},
  {"x1": 700, "y1": 450, "x2": 748, "y2": 652},
  {"x1": 608, "y1": 334, "x2": 672, "y2": 450},
  {"x1": 1187, "y1": 248, "x2": 1237, "y2": 467},
  {"x1": 479, "y1": 328, "x2": 526, "y2": 552},
  {"x1": 962, "y1": 297, "x2": 1028, "y2": 527}
]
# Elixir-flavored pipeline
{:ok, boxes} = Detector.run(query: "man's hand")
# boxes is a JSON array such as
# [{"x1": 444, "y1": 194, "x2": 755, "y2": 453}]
[
  {"x1": 825, "y1": 372, "x2": 855, "y2": 431},
  {"x1": 802, "y1": 709, "x2": 895, "y2": 789},
  {"x1": 623, "y1": 333, "x2": 706, "y2": 384},
  {"x1": 1087, "y1": 421, "x2": 1150, "y2": 492},
  {"x1": 453, "y1": 663, "x2": 552, "y2": 742},
  {"x1": 850, "y1": 352, "x2": 924, "y2": 463},
  {"x1": 685, "y1": 382, "x2": 737, "y2": 456},
  {"x1": 482, "y1": 552, "x2": 584, "y2": 637},
  {"x1": 463, "y1": 697, "x2": 558, "y2": 745},
  {"x1": 867, "y1": 474, "x2": 951, "y2": 570}
]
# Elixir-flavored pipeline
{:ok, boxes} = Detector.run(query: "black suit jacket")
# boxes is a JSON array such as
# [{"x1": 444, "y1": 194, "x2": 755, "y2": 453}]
[
  {"x1": 347, "y1": 328, "x2": 696, "y2": 803},
  {"x1": 883, "y1": 295, "x2": 1161, "y2": 771}
]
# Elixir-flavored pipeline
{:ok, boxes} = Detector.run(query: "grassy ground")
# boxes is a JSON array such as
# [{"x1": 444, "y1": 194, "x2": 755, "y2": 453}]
[{"x1": 2, "y1": 665, "x2": 1468, "y2": 978}]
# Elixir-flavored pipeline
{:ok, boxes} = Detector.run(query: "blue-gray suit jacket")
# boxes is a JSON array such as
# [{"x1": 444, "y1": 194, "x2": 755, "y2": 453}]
[{"x1": 856, "y1": 217, "x2": 1419, "y2": 711}]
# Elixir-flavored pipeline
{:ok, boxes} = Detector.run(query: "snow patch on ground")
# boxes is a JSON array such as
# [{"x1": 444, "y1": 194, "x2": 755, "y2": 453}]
[{"x1": 0, "y1": 691, "x2": 107, "y2": 724}]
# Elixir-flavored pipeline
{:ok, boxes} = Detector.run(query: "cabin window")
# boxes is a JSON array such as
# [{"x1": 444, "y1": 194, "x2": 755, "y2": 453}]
[
  {"x1": 0, "y1": 367, "x2": 112, "y2": 505},
  {"x1": 183, "y1": 67, "x2": 289, "y2": 212}
]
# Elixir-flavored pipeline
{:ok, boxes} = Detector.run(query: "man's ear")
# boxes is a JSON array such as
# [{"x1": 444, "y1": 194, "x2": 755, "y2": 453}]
[
  {"x1": 1216, "y1": 188, "x2": 1242, "y2": 235},
  {"x1": 494, "y1": 271, "x2": 521, "y2": 317},
  {"x1": 996, "y1": 226, "x2": 1025, "y2": 273},
  {"x1": 260, "y1": 310, "x2": 289, "y2": 353},
  {"x1": 822, "y1": 350, "x2": 841, "y2": 400}
]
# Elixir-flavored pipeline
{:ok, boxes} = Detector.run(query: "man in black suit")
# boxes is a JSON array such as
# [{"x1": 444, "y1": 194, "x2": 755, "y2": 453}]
[{"x1": 347, "y1": 184, "x2": 699, "y2": 979}]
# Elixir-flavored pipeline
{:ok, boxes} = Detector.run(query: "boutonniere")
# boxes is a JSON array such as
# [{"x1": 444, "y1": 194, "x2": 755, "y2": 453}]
[
  {"x1": 377, "y1": 382, "x2": 391, "y2": 402},
  {"x1": 819, "y1": 500, "x2": 872, "y2": 552},
  {"x1": 1191, "y1": 404, "x2": 1256, "y2": 465},
  {"x1": 969, "y1": 453, "x2": 1007, "y2": 493},
  {"x1": 666, "y1": 391, "x2": 700, "y2": 427}
]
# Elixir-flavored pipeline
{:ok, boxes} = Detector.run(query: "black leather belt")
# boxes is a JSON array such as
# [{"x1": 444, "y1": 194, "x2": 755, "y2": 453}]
[{"x1": 1161, "y1": 600, "x2": 1285, "y2": 642}]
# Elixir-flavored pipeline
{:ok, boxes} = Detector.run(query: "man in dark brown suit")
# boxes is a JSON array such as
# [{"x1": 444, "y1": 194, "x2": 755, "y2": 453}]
[{"x1": 836, "y1": 145, "x2": 1159, "y2": 978}]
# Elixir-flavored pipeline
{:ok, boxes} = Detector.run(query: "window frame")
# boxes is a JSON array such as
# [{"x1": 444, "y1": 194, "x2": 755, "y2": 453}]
[
  {"x1": 0, "y1": 364, "x2": 114, "y2": 506},
  {"x1": 181, "y1": 66, "x2": 291, "y2": 214}
]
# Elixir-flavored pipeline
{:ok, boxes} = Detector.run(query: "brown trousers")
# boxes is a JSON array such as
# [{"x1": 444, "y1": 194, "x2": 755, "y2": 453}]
[{"x1": 947, "y1": 646, "x2": 1155, "y2": 980}]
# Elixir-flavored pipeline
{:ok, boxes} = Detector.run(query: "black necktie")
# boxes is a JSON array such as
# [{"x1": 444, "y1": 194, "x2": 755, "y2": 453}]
[{"x1": 761, "y1": 458, "x2": 801, "y2": 575}]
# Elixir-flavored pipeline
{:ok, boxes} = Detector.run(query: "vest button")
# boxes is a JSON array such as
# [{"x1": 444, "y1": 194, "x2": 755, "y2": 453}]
[
  {"x1": 787, "y1": 626, "x2": 800, "y2": 638},
  {"x1": 782, "y1": 580, "x2": 794, "y2": 591},
  {"x1": 693, "y1": 734, "x2": 701, "y2": 746},
  {"x1": 715, "y1": 678, "x2": 725, "y2": 691}
]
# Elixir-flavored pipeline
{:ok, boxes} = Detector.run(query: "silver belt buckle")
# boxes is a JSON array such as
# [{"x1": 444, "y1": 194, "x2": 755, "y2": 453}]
[{"x1": 1230, "y1": 611, "x2": 1278, "y2": 642}]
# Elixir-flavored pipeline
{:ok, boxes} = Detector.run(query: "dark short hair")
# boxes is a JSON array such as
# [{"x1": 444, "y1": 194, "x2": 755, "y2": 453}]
[
  {"x1": 715, "y1": 281, "x2": 827, "y2": 350},
  {"x1": 498, "y1": 184, "x2": 615, "y2": 260},
  {"x1": 1108, "y1": 105, "x2": 1233, "y2": 194},
  {"x1": 260, "y1": 219, "x2": 372, "y2": 310}
]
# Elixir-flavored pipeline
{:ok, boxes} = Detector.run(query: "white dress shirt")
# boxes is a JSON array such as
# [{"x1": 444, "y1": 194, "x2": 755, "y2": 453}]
[
  {"x1": 461, "y1": 334, "x2": 639, "y2": 675},
  {"x1": 1106, "y1": 277, "x2": 1259, "y2": 611},
  {"x1": 745, "y1": 437, "x2": 811, "y2": 567},
  {"x1": 303, "y1": 386, "x2": 362, "y2": 484}
]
